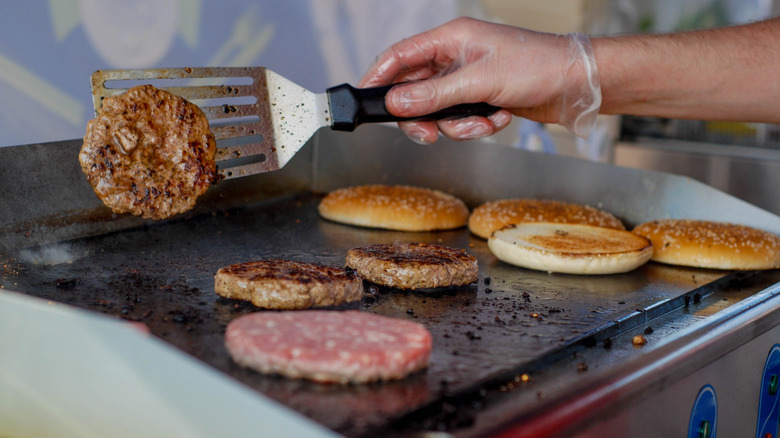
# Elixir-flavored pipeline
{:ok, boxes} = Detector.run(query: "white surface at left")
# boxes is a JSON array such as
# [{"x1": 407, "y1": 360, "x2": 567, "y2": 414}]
[{"x1": 0, "y1": 290, "x2": 339, "y2": 438}]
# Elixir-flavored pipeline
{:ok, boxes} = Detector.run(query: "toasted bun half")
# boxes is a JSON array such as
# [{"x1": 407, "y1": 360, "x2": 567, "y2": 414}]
[
  {"x1": 318, "y1": 185, "x2": 468, "y2": 231},
  {"x1": 488, "y1": 222, "x2": 653, "y2": 275},
  {"x1": 469, "y1": 199, "x2": 624, "y2": 239},
  {"x1": 632, "y1": 219, "x2": 780, "y2": 270}
]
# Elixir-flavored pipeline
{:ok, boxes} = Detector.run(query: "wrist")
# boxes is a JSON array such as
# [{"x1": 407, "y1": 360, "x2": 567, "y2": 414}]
[
  {"x1": 558, "y1": 33, "x2": 601, "y2": 138},
  {"x1": 592, "y1": 24, "x2": 779, "y2": 122},
  {"x1": 591, "y1": 34, "x2": 690, "y2": 117}
]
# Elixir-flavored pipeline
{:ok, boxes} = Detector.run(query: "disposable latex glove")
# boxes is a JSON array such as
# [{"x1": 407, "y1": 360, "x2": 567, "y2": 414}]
[{"x1": 359, "y1": 17, "x2": 601, "y2": 144}]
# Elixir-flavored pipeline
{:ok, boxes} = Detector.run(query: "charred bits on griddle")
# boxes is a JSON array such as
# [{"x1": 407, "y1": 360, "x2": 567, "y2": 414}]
[{"x1": 55, "y1": 278, "x2": 77, "y2": 289}]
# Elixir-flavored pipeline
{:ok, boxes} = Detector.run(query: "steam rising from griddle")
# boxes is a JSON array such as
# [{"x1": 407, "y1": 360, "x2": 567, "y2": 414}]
[{"x1": 19, "y1": 243, "x2": 80, "y2": 266}]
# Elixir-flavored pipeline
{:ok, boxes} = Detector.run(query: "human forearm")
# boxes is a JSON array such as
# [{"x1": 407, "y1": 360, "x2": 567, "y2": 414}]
[
  {"x1": 594, "y1": 18, "x2": 780, "y2": 123},
  {"x1": 358, "y1": 17, "x2": 780, "y2": 144}
]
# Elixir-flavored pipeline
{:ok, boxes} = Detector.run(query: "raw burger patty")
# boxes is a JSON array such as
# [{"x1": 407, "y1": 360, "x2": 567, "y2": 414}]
[
  {"x1": 225, "y1": 310, "x2": 433, "y2": 383},
  {"x1": 80, "y1": 84, "x2": 217, "y2": 220},
  {"x1": 215, "y1": 259, "x2": 363, "y2": 309},
  {"x1": 346, "y1": 242, "x2": 478, "y2": 289}
]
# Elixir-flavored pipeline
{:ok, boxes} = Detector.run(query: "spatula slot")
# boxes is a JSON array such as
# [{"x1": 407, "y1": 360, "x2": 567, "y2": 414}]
[
  {"x1": 216, "y1": 134, "x2": 264, "y2": 151},
  {"x1": 218, "y1": 152, "x2": 267, "y2": 168},
  {"x1": 191, "y1": 95, "x2": 257, "y2": 110},
  {"x1": 217, "y1": 150, "x2": 269, "y2": 180},
  {"x1": 209, "y1": 114, "x2": 261, "y2": 129},
  {"x1": 103, "y1": 75, "x2": 253, "y2": 90}
]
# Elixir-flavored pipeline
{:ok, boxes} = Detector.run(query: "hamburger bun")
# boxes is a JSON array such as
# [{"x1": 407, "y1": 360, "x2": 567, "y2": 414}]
[
  {"x1": 632, "y1": 219, "x2": 780, "y2": 270},
  {"x1": 468, "y1": 199, "x2": 624, "y2": 239},
  {"x1": 318, "y1": 184, "x2": 468, "y2": 231},
  {"x1": 488, "y1": 222, "x2": 653, "y2": 275}
]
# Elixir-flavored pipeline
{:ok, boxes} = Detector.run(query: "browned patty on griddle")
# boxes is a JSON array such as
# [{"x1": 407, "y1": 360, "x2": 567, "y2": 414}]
[
  {"x1": 345, "y1": 243, "x2": 478, "y2": 290},
  {"x1": 79, "y1": 84, "x2": 217, "y2": 220},
  {"x1": 215, "y1": 259, "x2": 364, "y2": 309}
]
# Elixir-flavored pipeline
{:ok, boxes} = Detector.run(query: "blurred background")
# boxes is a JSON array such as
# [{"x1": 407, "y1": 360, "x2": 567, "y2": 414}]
[
  {"x1": 2, "y1": 0, "x2": 779, "y2": 213},
  {"x1": 0, "y1": 0, "x2": 476, "y2": 148},
  {"x1": 0, "y1": 0, "x2": 775, "y2": 149}
]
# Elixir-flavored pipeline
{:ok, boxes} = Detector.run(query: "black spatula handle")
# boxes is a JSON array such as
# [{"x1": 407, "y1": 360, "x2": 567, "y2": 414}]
[{"x1": 327, "y1": 83, "x2": 501, "y2": 132}]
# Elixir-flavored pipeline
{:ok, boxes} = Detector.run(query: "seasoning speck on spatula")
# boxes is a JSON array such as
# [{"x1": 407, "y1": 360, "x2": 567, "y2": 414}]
[{"x1": 79, "y1": 84, "x2": 217, "y2": 220}]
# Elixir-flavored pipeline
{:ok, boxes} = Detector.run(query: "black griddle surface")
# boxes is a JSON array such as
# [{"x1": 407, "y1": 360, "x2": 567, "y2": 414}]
[{"x1": 0, "y1": 193, "x2": 731, "y2": 436}]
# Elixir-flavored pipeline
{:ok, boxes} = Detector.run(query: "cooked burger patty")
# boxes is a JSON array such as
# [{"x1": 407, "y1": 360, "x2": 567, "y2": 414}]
[
  {"x1": 215, "y1": 259, "x2": 363, "y2": 309},
  {"x1": 80, "y1": 84, "x2": 217, "y2": 220},
  {"x1": 345, "y1": 243, "x2": 478, "y2": 289},
  {"x1": 225, "y1": 310, "x2": 433, "y2": 383}
]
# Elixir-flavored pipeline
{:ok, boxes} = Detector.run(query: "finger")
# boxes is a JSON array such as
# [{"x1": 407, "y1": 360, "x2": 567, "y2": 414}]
[
  {"x1": 398, "y1": 120, "x2": 440, "y2": 144},
  {"x1": 359, "y1": 18, "x2": 478, "y2": 88},
  {"x1": 359, "y1": 46, "x2": 408, "y2": 88},
  {"x1": 359, "y1": 36, "x2": 440, "y2": 88},
  {"x1": 437, "y1": 110, "x2": 513, "y2": 141},
  {"x1": 385, "y1": 69, "x2": 490, "y2": 118},
  {"x1": 489, "y1": 109, "x2": 514, "y2": 131},
  {"x1": 395, "y1": 66, "x2": 439, "y2": 83},
  {"x1": 437, "y1": 116, "x2": 494, "y2": 141}
]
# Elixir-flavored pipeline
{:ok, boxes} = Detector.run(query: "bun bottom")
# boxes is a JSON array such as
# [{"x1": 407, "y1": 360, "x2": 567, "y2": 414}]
[{"x1": 488, "y1": 223, "x2": 653, "y2": 275}]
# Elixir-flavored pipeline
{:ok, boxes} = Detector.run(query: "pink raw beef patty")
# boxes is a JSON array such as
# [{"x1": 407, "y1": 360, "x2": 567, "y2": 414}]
[{"x1": 225, "y1": 310, "x2": 433, "y2": 383}]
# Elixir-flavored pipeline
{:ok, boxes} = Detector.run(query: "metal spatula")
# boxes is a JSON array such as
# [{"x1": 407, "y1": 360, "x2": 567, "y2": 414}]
[{"x1": 91, "y1": 67, "x2": 499, "y2": 180}]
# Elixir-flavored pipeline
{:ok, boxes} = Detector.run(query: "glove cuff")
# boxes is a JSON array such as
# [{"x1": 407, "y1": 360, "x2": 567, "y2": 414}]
[{"x1": 559, "y1": 32, "x2": 602, "y2": 139}]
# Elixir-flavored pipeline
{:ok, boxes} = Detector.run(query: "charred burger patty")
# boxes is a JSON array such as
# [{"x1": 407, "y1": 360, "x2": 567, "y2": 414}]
[
  {"x1": 346, "y1": 242, "x2": 478, "y2": 290},
  {"x1": 214, "y1": 259, "x2": 364, "y2": 309},
  {"x1": 79, "y1": 84, "x2": 217, "y2": 220}
]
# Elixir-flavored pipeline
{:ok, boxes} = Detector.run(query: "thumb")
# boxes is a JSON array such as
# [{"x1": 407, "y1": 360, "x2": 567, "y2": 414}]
[{"x1": 385, "y1": 74, "x2": 481, "y2": 117}]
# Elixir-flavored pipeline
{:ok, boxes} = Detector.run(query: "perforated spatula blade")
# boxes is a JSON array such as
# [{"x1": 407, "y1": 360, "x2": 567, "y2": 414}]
[{"x1": 91, "y1": 67, "x2": 499, "y2": 180}]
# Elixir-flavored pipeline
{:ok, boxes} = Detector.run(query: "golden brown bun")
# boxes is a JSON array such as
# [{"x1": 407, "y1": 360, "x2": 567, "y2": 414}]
[
  {"x1": 488, "y1": 222, "x2": 653, "y2": 275},
  {"x1": 632, "y1": 219, "x2": 780, "y2": 270},
  {"x1": 318, "y1": 185, "x2": 468, "y2": 231},
  {"x1": 468, "y1": 199, "x2": 624, "y2": 239}
]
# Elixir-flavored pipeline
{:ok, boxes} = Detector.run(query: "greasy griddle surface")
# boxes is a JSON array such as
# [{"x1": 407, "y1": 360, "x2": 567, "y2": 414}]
[{"x1": 1, "y1": 194, "x2": 725, "y2": 436}]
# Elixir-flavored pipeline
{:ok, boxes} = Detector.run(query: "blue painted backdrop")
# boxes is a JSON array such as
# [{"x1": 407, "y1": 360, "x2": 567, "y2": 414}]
[{"x1": 0, "y1": 0, "x2": 462, "y2": 147}]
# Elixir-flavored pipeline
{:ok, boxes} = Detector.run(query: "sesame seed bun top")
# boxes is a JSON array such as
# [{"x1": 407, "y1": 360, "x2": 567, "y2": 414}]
[
  {"x1": 632, "y1": 219, "x2": 780, "y2": 270},
  {"x1": 468, "y1": 198, "x2": 624, "y2": 239},
  {"x1": 318, "y1": 184, "x2": 468, "y2": 232}
]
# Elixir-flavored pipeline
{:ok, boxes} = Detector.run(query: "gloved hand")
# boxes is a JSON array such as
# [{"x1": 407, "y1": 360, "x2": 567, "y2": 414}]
[{"x1": 359, "y1": 17, "x2": 601, "y2": 143}]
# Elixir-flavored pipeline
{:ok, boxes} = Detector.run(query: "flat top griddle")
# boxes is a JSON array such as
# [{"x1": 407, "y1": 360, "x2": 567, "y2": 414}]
[
  {"x1": 0, "y1": 193, "x2": 753, "y2": 436},
  {"x1": 2, "y1": 126, "x2": 779, "y2": 436}
]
